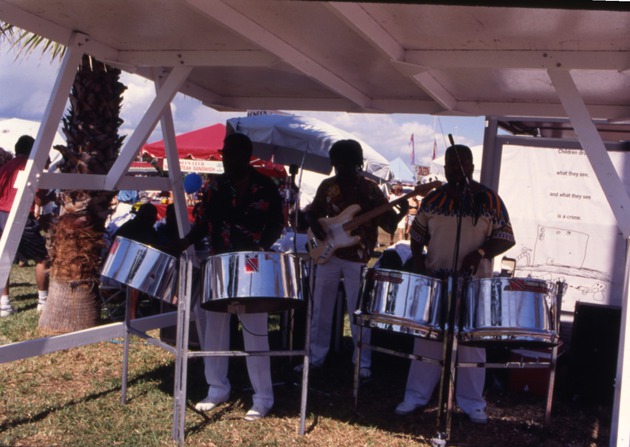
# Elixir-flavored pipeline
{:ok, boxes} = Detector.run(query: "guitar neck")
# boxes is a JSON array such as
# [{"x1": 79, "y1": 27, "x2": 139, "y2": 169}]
[
  {"x1": 342, "y1": 189, "x2": 418, "y2": 232},
  {"x1": 338, "y1": 180, "x2": 442, "y2": 233}
]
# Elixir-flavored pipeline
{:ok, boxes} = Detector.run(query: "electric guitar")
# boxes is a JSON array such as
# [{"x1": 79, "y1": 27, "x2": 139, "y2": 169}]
[{"x1": 306, "y1": 181, "x2": 442, "y2": 264}]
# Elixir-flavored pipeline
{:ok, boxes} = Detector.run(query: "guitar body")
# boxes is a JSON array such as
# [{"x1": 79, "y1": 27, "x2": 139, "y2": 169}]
[{"x1": 307, "y1": 204, "x2": 362, "y2": 265}]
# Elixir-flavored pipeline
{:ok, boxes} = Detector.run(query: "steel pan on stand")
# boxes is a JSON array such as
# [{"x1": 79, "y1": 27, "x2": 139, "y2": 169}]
[
  {"x1": 355, "y1": 267, "x2": 444, "y2": 339},
  {"x1": 353, "y1": 267, "x2": 448, "y2": 408},
  {"x1": 201, "y1": 251, "x2": 304, "y2": 314},
  {"x1": 455, "y1": 277, "x2": 566, "y2": 427},
  {"x1": 100, "y1": 237, "x2": 182, "y2": 416},
  {"x1": 195, "y1": 250, "x2": 311, "y2": 438},
  {"x1": 460, "y1": 277, "x2": 559, "y2": 348},
  {"x1": 101, "y1": 236, "x2": 178, "y2": 303}
]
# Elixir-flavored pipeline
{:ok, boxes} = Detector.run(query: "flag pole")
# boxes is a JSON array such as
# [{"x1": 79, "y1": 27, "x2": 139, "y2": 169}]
[{"x1": 410, "y1": 133, "x2": 415, "y2": 167}]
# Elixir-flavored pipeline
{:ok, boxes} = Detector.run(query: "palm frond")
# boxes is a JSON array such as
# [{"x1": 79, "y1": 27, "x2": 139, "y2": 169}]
[{"x1": 0, "y1": 23, "x2": 65, "y2": 61}]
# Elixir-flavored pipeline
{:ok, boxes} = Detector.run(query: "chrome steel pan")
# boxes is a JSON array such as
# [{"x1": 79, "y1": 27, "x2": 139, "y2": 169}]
[
  {"x1": 460, "y1": 277, "x2": 559, "y2": 347},
  {"x1": 201, "y1": 251, "x2": 303, "y2": 313},
  {"x1": 356, "y1": 268, "x2": 443, "y2": 339},
  {"x1": 101, "y1": 236, "x2": 178, "y2": 302}
]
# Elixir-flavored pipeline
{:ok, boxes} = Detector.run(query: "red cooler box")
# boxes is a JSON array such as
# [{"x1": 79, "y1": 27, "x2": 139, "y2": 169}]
[{"x1": 507, "y1": 342, "x2": 563, "y2": 396}]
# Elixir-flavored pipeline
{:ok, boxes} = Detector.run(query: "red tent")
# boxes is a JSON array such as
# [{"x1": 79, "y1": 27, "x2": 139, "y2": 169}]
[
  {"x1": 141, "y1": 123, "x2": 287, "y2": 180},
  {"x1": 143, "y1": 123, "x2": 225, "y2": 160}
]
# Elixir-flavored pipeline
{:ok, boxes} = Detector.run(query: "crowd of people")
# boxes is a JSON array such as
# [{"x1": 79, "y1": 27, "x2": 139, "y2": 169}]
[{"x1": 0, "y1": 132, "x2": 516, "y2": 428}]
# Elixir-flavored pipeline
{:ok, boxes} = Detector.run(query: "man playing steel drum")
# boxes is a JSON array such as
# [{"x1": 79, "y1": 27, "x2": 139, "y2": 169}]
[
  {"x1": 177, "y1": 132, "x2": 284, "y2": 421},
  {"x1": 396, "y1": 144, "x2": 515, "y2": 424}
]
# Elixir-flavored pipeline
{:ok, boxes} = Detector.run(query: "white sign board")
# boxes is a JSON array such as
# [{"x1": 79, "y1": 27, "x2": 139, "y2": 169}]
[
  {"x1": 499, "y1": 145, "x2": 626, "y2": 315},
  {"x1": 162, "y1": 158, "x2": 224, "y2": 174}
]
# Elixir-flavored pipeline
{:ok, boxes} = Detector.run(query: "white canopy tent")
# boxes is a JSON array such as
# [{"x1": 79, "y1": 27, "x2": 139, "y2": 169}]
[
  {"x1": 389, "y1": 157, "x2": 416, "y2": 183},
  {"x1": 226, "y1": 113, "x2": 391, "y2": 180},
  {"x1": 1, "y1": 1, "x2": 630, "y2": 445}
]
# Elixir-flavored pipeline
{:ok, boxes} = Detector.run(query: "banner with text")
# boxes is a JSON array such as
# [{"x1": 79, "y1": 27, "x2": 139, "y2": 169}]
[
  {"x1": 498, "y1": 145, "x2": 626, "y2": 314},
  {"x1": 162, "y1": 158, "x2": 224, "y2": 174}
]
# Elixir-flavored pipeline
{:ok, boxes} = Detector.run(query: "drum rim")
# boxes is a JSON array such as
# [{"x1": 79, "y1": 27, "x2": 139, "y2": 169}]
[{"x1": 111, "y1": 235, "x2": 177, "y2": 261}]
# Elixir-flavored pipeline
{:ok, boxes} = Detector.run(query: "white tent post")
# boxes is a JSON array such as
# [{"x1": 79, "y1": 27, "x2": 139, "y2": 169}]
[
  {"x1": 548, "y1": 68, "x2": 630, "y2": 447},
  {"x1": 104, "y1": 66, "x2": 192, "y2": 191},
  {"x1": 0, "y1": 32, "x2": 85, "y2": 293},
  {"x1": 152, "y1": 68, "x2": 190, "y2": 237},
  {"x1": 480, "y1": 117, "x2": 500, "y2": 190}
]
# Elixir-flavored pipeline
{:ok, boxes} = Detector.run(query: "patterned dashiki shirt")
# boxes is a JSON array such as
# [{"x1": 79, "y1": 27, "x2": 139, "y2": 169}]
[{"x1": 410, "y1": 182, "x2": 515, "y2": 279}]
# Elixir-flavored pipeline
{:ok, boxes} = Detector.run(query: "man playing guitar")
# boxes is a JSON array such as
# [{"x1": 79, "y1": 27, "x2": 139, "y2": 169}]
[{"x1": 298, "y1": 139, "x2": 437, "y2": 380}]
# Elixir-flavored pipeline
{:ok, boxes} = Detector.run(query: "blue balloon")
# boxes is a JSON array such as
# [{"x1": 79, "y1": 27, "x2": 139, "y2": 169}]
[{"x1": 183, "y1": 173, "x2": 202, "y2": 194}]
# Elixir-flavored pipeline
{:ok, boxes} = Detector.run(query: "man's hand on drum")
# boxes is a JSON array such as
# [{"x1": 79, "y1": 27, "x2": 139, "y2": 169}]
[
  {"x1": 460, "y1": 249, "x2": 483, "y2": 276},
  {"x1": 163, "y1": 237, "x2": 191, "y2": 256}
]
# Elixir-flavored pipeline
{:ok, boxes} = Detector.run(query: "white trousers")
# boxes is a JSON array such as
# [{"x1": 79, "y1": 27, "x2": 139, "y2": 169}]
[
  {"x1": 195, "y1": 309, "x2": 274, "y2": 408},
  {"x1": 309, "y1": 256, "x2": 371, "y2": 369},
  {"x1": 403, "y1": 338, "x2": 486, "y2": 414}
]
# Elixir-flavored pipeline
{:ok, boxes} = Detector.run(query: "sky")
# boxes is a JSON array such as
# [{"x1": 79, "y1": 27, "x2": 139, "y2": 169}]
[{"x1": 0, "y1": 45, "x2": 486, "y2": 172}]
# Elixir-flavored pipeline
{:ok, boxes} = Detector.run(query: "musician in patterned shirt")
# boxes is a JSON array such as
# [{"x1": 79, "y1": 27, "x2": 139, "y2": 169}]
[
  {"x1": 179, "y1": 132, "x2": 284, "y2": 421},
  {"x1": 297, "y1": 139, "x2": 408, "y2": 380},
  {"x1": 396, "y1": 144, "x2": 515, "y2": 424}
]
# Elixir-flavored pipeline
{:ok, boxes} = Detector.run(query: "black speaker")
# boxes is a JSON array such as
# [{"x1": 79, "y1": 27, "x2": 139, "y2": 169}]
[{"x1": 569, "y1": 302, "x2": 621, "y2": 404}]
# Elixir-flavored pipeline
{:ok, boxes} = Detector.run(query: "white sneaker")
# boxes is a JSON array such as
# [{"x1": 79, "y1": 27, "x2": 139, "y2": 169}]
[
  {"x1": 244, "y1": 404, "x2": 272, "y2": 421},
  {"x1": 0, "y1": 304, "x2": 14, "y2": 317},
  {"x1": 37, "y1": 299, "x2": 46, "y2": 313},
  {"x1": 468, "y1": 408, "x2": 488, "y2": 424},
  {"x1": 194, "y1": 396, "x2": 227, "y2": 412},
  {"x1": 395, "y1": 400, "x2": 424, "y2": 416}
]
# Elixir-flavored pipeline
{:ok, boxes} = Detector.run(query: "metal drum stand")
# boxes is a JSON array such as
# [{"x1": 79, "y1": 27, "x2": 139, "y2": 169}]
[
  {"x1": 352, "y1": 266, "x2": 449, "y2": 408},
  {"x1": 455, "y1": 279, "x2": 566, "y2": 426},
  {"x1": 353, "y1": 271, "x2": 565, "y2": 447},
  {"x1": 173, "y1": 252, "x2": 312, "y2": 446},
  {"x1": 106, "y1": 247, "x2": 312, "y2": 447}
]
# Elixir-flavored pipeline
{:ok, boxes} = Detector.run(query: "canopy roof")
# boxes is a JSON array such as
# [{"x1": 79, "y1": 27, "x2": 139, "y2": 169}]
[
  {"x1": 2, "y1": 1, "x2": 630, "y2": 123},
  {"x1": 3, "y1": 2, "x2": 630, "y2": 445}
]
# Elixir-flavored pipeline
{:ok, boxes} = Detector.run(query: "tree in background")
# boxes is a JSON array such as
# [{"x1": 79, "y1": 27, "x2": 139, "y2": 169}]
[{"x1": 1, "y1": 24, "x2": 126, "y2": 334}]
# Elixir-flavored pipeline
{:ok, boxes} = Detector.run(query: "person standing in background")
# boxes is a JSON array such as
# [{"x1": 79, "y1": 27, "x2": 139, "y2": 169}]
[{"x1": 0, "y1": 136, "x2": 49, "y2": 316}]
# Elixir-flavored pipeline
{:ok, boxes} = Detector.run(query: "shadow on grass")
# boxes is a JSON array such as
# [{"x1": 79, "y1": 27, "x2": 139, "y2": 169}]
[
  {"x1": 0, "y1": 361, "x2": 181, "y2": 434},
  {"x1": 138, "y1": 321, "x2": 613, "y2": 445},
  {"x1": 1, "y1": 324, "x2": 610, "y2": 446}
]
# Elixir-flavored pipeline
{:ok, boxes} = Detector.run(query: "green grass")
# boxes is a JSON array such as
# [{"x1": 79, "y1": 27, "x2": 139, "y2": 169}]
[{"x1": 0, "y1": 261, "x2": 613, "y2": 447}]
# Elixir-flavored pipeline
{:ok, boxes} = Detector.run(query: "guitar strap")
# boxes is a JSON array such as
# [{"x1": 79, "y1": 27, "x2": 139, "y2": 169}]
[{"x1": 356, "y1": 177, "x2": 372, "y2": 209}]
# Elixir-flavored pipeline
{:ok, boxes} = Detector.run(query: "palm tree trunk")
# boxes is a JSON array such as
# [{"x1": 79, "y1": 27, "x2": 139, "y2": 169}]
[
  {"x1": 38, "y1": 55, "x2": 125, "y2": 335},
  {"x1": 38, "y1": 211, "x2": 107, "y2": 334}
]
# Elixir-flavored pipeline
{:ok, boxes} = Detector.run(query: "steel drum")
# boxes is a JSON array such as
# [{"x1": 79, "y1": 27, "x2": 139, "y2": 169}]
[
  {"x1": 356, "y1": 268, "x2": 444, "y2": 339},
  {"x1": 101, "y1": 236, "x2": 178, "y2": 302},
  {"x1": 201, "y1": 251, "x2": 304, "y2": 313},
  {"x1": 460, "y1": 277, "x2": 559, "y2": 347}
]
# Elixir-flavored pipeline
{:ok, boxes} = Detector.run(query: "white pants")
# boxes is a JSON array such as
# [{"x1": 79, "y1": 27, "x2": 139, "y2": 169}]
[
  {"x1": 403, "y1": 338, "x2": 486, "y2": 414},
  {"x1": 195, "y1": 309, "x2": 274, "y2": 408},
  {"x1": 309, "y1": 256, "x2": 371, "y2": 369}
]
